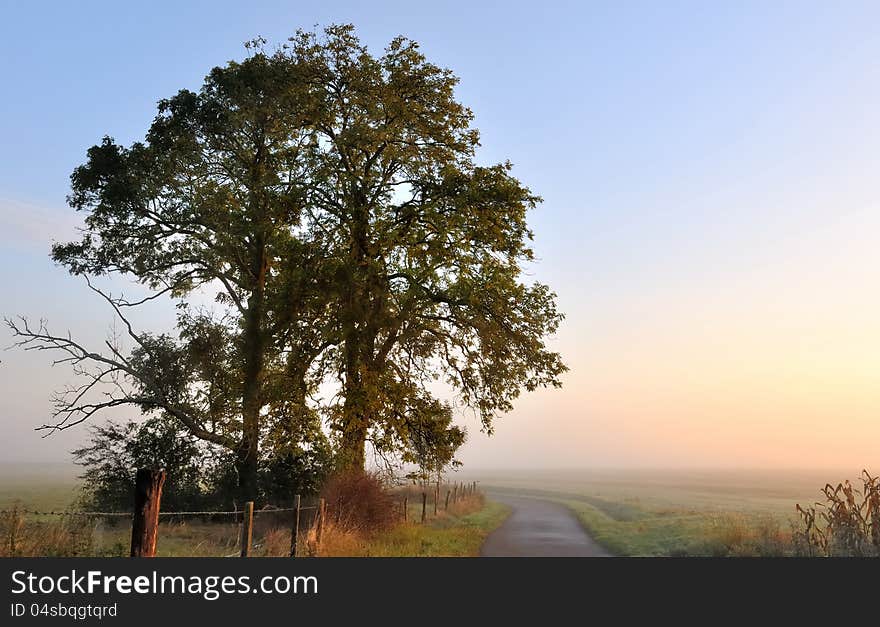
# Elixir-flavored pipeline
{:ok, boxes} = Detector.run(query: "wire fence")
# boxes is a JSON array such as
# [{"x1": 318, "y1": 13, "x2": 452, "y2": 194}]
[
  {"x1": 0, "y1": 477, "x2": 481, "y2": 558},
  {"x1": 0, "y1": 503, "x2": 322, "y2": 558},
  {"x1": 0, "y1": 507, "x2": 317, "y2": 516}
]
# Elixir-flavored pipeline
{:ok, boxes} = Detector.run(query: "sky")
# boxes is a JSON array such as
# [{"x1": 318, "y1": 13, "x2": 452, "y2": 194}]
[{"x1": 1, "y1": 1, "x2": 879, "y2": 471}]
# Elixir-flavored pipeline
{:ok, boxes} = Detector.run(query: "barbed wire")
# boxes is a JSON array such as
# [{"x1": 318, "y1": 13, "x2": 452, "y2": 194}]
[
  {"x1": 0, "y1": 506, "x2": 317, "y2": 517},
  {"x1": 0, "y1": 510, "x2": 131, "y2": 517},
  {"x1": 0, "y1": 485, "x2": 480, "y2": 519}
]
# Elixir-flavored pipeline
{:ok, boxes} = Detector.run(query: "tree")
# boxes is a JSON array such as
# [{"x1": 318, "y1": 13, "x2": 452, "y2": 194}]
[
  {"x1": 7, "y1": 40, "x2": 334, "y2": 502},
  {"x1": 284, "y1": 26, "x2": 568, "y2": 468},
  {"x1": 401, "y1": 396, "x2": 466, "y2": 495}
]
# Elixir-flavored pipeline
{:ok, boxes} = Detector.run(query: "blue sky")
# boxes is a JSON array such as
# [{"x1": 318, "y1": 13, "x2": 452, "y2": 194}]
[{"x1": 2, "y1": 1, "x2": 879, "y2": 469}]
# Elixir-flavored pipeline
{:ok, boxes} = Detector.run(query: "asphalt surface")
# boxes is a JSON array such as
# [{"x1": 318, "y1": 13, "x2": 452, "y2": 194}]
[{"x1": 480, "y1": 493, "x2": 613, "y2": 557}]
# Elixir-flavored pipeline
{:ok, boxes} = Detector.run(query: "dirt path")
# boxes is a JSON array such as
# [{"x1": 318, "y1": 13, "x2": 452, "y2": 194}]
[{"x1": 480, "y1": 493, "x2": 613, "y2": 557}]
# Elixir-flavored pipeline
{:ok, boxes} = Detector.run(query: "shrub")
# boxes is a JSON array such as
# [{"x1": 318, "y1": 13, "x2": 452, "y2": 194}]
[
  {"x1": 320, "y1": 471, "x2": 396, "y2": 534},
  {"x1": 73, "y1": 418, "x2": 331, "y2": 512}
]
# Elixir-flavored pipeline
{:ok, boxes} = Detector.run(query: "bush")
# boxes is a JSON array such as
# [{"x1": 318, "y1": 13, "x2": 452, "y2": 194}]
[
  {"x1": 72, "y1": 418, "x2": 207, "y2": 512},
  {"x1": 320, "y1": 471, "x2": 396, "y2": 534},
  {"x1": 72, "y1": 418, "x2": 331, "y2": 512}
]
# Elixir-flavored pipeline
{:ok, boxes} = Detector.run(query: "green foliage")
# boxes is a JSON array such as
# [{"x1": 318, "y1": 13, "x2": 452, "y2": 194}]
[
  {"x1": 72, "y1": 418, "x2": 330, "y2": 510},
  {"x1": 275, "y1": 25, "x2": 567, "y2": 467},
  {"x1": 399, "y1": 397, "x2": 465, "y2": 485},
  {"x1": 72, "y1": 418, "x2": 205, "y2": 512},
  {"x1": 260, "y1": 447, "x2": 332, "y2": 503}
]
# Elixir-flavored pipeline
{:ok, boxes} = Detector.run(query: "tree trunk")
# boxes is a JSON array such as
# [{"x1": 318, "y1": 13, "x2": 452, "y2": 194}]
[
  {"x1": 337, "y1": 197, "x2": 383, "y2": 472},
  {"x1": 339, "y1": 335, "x2": 382, "y2": 471},
  {"x1": 338, "y1": 389, "x2": 368, "y2": 470},
  {"x1": 235, "y1": 442, "x2": 259, "y2": 505},
  {"x1": 238, "y1": 234, "x2": 268, "y2": 502}
]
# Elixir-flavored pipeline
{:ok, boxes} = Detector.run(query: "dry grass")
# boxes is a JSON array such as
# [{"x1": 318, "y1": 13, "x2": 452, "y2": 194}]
[
  {"x1": 258, "y1": 527, "x2": 292, "y2": 557},
  {"x1": 696, "y1": 514, "x2": 790, "y2": 557},
  {"x1": 0, "y1": 493, "x2": 498, "y2": 558},
  {"x1": 0, "y1": 507, "x2": 128, "y2": 557},
  {"x1": 311, "y1": 494, "x2": 508, "y2": 557},
  {"x1": 793, "y1": 469, "x2": 879, "y2": 557},
  {"x1": 0, "y1": 507, "x2": 301, "y2": 557}
]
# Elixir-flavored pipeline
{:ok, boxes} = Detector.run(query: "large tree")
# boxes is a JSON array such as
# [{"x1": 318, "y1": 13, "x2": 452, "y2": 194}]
[
  {"x1": 285, "y1": 26, "x2": 567, "y2": 468},
  {"x1": 8, "y1": 25, "x2": 566, "y2": 495},
  {"x1": 8, "y1": 41, "x2": 334, "y2": 502}
]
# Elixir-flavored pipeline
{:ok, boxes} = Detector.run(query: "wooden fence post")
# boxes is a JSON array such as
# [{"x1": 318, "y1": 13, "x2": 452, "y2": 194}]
[
  {"x1": 403, "y1": 496, "x2": 408, "y2": 522},
  {"x1": 316, "y1": 498, "x2": 326, "y2": 545},
  {"x1": 130, "y1": 468, "x2": 166, "y2": 558},
  {"x1": 8, "y1": 507, "x2": 22, "y2": 556},
  {"x1": 289, "y1": 494, "x2": 301, "y2": 558},
  {"x1": 445, "y1": 491, "x2": 450, "y2": 511},
  {"x1": 434, "y1": 485, "x2": 439, "y2": 516},
  {"x1": 453, "y1": 485, "x2": 458, "y2": 503},
  {"x1": 421, "y1": 492, "x2": 427, "y2": 523},
  {"x1": 239, "y1": 501, "x2": 254, "y2": 557}
]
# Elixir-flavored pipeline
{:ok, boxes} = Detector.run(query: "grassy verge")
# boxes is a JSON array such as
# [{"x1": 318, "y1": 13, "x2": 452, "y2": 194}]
[
  {"x1": 556, "y1": 497, "x2": 789, "y2": 556},
  {"x1": 317, "y1": 498, "x2": 511, "y2": 557}
]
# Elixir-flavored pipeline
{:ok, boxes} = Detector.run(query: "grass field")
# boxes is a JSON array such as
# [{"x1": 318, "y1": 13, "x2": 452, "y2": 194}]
[
  {"x1": 475, "y1": 468, "x2": 862, "y2": 556},
  {"x1": 0, "y1": 463, "x2": 81, "y2": 512}
]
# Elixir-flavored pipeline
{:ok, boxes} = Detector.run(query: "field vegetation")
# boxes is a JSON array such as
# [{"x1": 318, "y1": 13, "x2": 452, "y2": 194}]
[
  {"x1": 0, "y1": 467, "x2": 507, "y2": 557},
  {"x1": 479, "y1": 468, "x2": 878, "y2": 556}
]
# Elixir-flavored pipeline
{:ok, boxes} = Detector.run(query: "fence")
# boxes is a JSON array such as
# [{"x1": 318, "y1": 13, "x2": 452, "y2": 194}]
[{"x1": 0, "y1": 470, "x2": 481, "y2": 558}]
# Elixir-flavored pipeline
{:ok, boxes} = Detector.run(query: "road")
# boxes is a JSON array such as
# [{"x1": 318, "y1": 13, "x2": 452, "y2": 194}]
[{"x1": 480, "y1": 493, "x2": 613, "y2": 557}]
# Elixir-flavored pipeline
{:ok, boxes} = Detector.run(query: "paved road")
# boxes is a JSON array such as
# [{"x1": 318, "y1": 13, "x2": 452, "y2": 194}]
[{"x1": 481, "y1": 493, "x2": 613, "y2": 557}]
